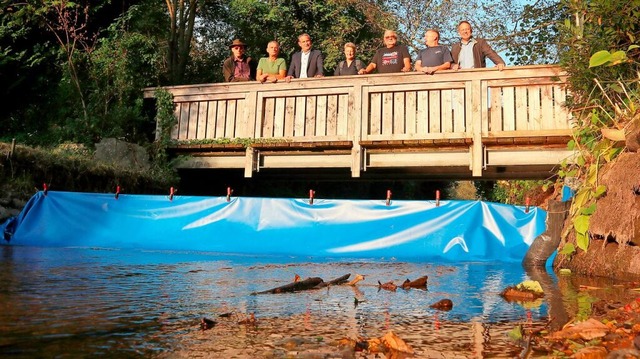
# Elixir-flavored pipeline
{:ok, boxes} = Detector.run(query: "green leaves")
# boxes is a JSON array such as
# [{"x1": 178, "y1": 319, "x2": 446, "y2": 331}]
[
  {"x1": 589, "y1": 50, "x2": 627, "y2": 67},
  {"x1": 589, "y1": 45, "x2": 639, "y2": 68}
]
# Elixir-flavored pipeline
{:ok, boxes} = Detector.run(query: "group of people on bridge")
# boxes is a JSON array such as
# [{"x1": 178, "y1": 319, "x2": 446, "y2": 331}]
[{"x1": 223, "y1": 21, "x2": 506, "y2": 83}]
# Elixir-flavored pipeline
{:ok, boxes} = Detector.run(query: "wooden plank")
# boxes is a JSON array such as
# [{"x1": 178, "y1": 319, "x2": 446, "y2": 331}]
[
  {"x1": 338, "y1": 94, "x2": 349, "y2": 136},
  {"x1": 215, "y1": 100, "x2": 226, "y2": 139},
  {"x1": 441, "y1": 89, "x2": 453, "y2": 133},
  {"x1": 233, "y1": 99, "x2": 245, "y2": 137},
  {"x1": 382, "y1": 92, "x2": 394, "y2": 135},
  {"x1": 206, "y1": 101, "x2": 217, "y2": 138},
  {"x1": 284, "y1": 97, "x2": 295, "y2": 136},
  {"x1": 370, "y1": 92, "x2": 382, "y2": 135},
  {"x1": 528, "y1": 86, "x2": 542, "y2": 130},
  {"x1": 175, "y1": 103, "x2": 186, "y2": 140},
  {"x1": 197, "y1": 101, "x2": 208, "y2": 139},
  {"x1": 469, "y1": 79, "x2": 483, "y2": 177},
  {"x1": 554, "y1": 85, "x2": 570, "y2": 129},
  {"x1": 417, "y1": 91, "x2": 428, "y2": 135},
  {"x1": 187, "y1": 102, "x2": 199, "y2": 139},
  {"x1": 394, "y1": 92, "x2": 405, "y2": 134},
  {"x1": 540, "y1": 85, "x2": 554, "y2": 129},
  {"x1": 429, "y1": 90, "x2": 441, "y2": 133},
  {"x1": 452, "y1": 89, "x2": 466, "y2": 133},
  {"x1": 243, "y1": 91, "x2": 258, "y2": 138},
  {"x1": 225, "y1": 100, "x2": 237, "y2": 138},
  {"x1": 326, "y1": 95, "x2": 338, "y2": 136},
  {"x1": 273, "y1": 97, "x2": 286, "y2": 137},
  {"x1": 502, "y1": 87, "x2": 515, "y2": 131},
  {"x1": 480, "y1": 81, "x2": 489, "y2": 134},
  {"x1": 515, "y1": 86, "x2": 528, "y2": 131},
  {"x1": 485, "y1": 129, "x2": 572, "y2": 138},
  {"x1": 262, "y1": 97, "x2": 275, "y2": 138},
  {"x1": 316, "y1": 95, "x2": 328, "y2": 137},
  {"x1": 305, "y1": 96, "x2": 317, "y2": 136},
  {"x1": 350, "y1": 84, "x2": 362, "y2": 177},
  {"x1": 489, "y1": 87, "x2": 502, "y2": 132},
  {"x1": 405, "y1": 91, "x2": 417, "y2": 134},
  {"x1": 294, "y1": 96, "x2": 306, "y2": 137},
  {"x1": 485, "y1": 77, "x2": 567, "y2": 87}
]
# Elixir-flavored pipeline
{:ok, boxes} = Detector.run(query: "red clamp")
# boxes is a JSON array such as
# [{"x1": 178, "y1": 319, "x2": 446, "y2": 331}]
[
  {"x1": 525, "y1": 197, "x2": 531, "y2": 213},
  {"x1": 226, "y1": 187, "x2": 233, "y2": 202},
  {"x1": 435, "y1": 190, "x2": 440, "y2": 207},
  {"x1": 43, "y1": 183, "x2": 49, "y2": 196},
  {"x1": 309, "y1": 189, "x2": 315, "y2": 205},
  {"x1": 386, "y1": 189, "x2": 392, "y2": 206},
  {"x1": 169, "y1": 187, "x2": 176, "y2": 201},
  {"x1": 115, "y1": 185, "x2": 121, "y2": 200}
]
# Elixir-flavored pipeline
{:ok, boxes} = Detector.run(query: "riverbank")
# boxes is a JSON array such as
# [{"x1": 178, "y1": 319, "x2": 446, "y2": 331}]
[{"x1": 0, "y1": 141, "x2": 176, "y2": 222}]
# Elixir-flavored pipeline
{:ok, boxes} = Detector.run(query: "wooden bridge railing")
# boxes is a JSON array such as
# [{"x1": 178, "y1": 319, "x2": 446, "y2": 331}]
[{"x1": 144, "y1": 64, "x2": 574, "y2": 179}]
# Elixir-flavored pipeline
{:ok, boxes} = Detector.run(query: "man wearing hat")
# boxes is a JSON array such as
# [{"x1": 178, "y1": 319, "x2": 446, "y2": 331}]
[{"x1": 222, "y1": 39, "x2": 257, "y2": 82}]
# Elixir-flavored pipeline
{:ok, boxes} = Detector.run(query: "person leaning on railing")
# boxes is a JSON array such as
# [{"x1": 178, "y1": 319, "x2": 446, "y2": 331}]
[
  {"x1": 256, "y1": 40, "x2": 288, "y2": 83},
  {"x1": 287, "y1": 33, "x2": 324, "y2": 79},
  {"x1": 334, "y1": 42, "x2": 365, "y2": 76},
  {"x1": 414, "y1": 29, "x2": 453, "y2": 75},
  {"x1": 451, "y1": 21, "x2": 505, "y2": 71},
  {"x1": 358, "y1": 30, "x2": 411, "y2": 74},
  {"x1": 222, "y1": 39, "x2": 257, "y2": 82}
]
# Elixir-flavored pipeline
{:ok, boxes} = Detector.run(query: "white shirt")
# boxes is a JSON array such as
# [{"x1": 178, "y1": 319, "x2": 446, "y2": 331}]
[{"x1": 300, "y1": 51, "x2": 310, "y2": 78}]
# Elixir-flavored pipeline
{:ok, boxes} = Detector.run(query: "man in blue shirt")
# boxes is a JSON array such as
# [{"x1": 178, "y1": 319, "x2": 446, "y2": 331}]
[{"x1": 415, "y1": 29, "x2": 453, "y2": 75}]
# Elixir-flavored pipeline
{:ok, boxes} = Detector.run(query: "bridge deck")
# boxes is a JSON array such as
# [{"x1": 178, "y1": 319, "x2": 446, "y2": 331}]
[{"x1": 144, "y1": 65, "x2": 574, "y2": 180}]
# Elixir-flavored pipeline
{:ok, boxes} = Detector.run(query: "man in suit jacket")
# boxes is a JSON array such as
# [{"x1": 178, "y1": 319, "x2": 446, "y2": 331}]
[
  {"x1": 451, "y1": 21, "x2": 505, "y2": 71},
  {"x1": 287, "y1": 33, "x2": 324, "y2": 78}
]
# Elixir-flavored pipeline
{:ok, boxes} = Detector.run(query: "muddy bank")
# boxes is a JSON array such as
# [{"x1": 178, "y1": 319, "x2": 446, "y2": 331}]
[{"x1": 554, "y1": 152, "x2": 640, "y2": 279}]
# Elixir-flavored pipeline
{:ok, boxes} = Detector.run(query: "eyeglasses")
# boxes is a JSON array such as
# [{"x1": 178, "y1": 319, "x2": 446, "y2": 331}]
[{"x1": 384, "y1": 36, "x2": 396, "y2": 39}]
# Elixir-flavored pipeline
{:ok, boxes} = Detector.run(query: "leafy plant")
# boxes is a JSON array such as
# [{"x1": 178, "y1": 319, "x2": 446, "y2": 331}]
[{"x1": 557, "y1": 0, "x2": 639, "y2": 253}]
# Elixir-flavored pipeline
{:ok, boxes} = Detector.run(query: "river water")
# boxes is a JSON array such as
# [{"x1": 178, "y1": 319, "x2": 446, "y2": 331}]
[{"x1": 0, "y1": 245, "x2": 633, "y2": 358}]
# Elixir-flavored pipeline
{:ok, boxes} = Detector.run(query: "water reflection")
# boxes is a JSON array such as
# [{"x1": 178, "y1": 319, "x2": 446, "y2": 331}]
[{"x1": 0, "y1": 245, "x2": 628, "y2": 358}]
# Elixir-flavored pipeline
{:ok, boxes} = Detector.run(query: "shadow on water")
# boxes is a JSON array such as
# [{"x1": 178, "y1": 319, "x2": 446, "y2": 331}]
[{"x1": 0, "y1": 245, "x2": 637, "y2": 358}]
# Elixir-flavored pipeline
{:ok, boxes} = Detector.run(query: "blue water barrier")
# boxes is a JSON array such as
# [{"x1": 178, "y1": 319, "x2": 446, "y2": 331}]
[{"x1": 1, "y1": 191, "x2": 545, "y2": 262}]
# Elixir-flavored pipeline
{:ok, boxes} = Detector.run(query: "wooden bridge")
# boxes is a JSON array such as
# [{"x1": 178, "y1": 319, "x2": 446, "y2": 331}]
[{"x1": 144, "y1": 64, "x2": 574, "y2": 180}]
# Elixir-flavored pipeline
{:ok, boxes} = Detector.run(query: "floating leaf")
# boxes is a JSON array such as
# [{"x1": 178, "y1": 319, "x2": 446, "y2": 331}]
[
  {"x1": 516, "y1": 280, "x2": 544, "y2": 294},
  {"x1": 559, "y1": 268, "x2": 572, "y2": 275}
]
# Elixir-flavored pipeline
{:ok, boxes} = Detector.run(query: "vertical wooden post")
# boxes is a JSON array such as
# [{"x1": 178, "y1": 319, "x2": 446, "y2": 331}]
[
  {"x1": 351, "y1": 83, "x2": 363, "y2": 177},
  {"x1": 469, "y1": 79, "x2": 483, "y2": 176}
]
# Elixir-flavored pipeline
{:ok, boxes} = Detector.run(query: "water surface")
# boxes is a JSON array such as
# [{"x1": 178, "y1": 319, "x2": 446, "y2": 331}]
[{"x1": 0, "y1": 245, "x2": 596, "y2": 358}]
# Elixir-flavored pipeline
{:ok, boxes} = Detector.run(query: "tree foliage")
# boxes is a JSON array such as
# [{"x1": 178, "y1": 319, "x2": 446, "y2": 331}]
[
  {"x1": 1, "y1": 0, "x2": 574, "y2": 148},
  {"x1": 555, "y1": 0, "x2": 640, "y2": 254},
  {"x1": 201, "y1": 0, "x2": 396, "y2": 81}
]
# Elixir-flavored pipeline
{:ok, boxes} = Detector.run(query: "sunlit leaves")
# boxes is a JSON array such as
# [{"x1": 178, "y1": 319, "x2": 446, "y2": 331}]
[
  {"x1": 589, "y1": 50, "x2": 629, "y2": 68},
  {"x1": 559, "y1": 243, "x2": 576, "y2": 256},
  {"x1": 576, "y1": 232, "x2": 589, "y2": 252},
  {"x1": 574, "y1": 215, "x2": 589, "y2": 235}
]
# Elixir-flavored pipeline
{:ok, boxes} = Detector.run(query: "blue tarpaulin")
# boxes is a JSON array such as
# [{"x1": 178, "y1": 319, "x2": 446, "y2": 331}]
[{"x1": 1, "y1": 191, "x2": 546, "y2": 262}]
